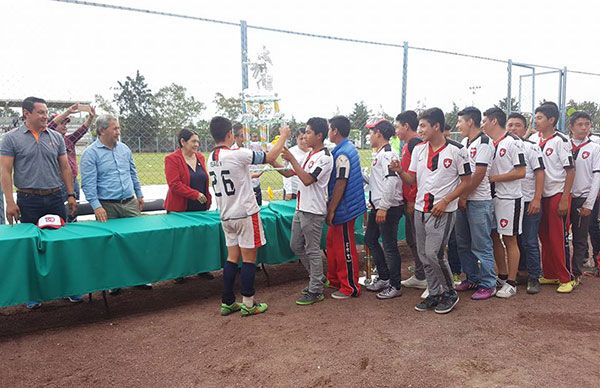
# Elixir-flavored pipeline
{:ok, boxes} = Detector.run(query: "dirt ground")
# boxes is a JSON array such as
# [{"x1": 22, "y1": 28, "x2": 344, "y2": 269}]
[{"x1": 1, "y1": 244, "x2": 600, "y2": 388}]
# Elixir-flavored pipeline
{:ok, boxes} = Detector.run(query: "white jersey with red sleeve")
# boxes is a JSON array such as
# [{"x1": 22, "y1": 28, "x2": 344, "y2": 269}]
[
  {"x1": 461, "y1": 132, "x2": 493, "y2": 201},
  {"x1": 297, "y1": 147, "x2": 333, "y2": 215},
  {"x1": 207, "y1": 146, "x2": 267, "y2": 221},
  {"x1": 409, "y1": 139, "x2": 471, "y2": 213},
  {"x1": 538, "y1": 132, "x2": 574, "y2": 197},
  {"x1": 368, "y1": 143, "x2": 403, "y2": 210},
  {"x1": 490, "y1": 132, "x2": 526, "y2": 199},
  {"x1": 571, "y1": 137, "x2": 600, "y2": 209}
]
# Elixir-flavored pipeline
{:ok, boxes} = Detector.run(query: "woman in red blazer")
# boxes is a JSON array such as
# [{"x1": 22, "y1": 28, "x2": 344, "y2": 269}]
[{"x1": 164, "y1": 129, "x2": 212, "y2": 212}]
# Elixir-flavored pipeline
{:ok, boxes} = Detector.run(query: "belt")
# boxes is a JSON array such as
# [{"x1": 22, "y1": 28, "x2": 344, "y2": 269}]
[
  {"x1": 17, "y1": 187, "x2": 61, "y2": 196},
  {"x1": 99, "y1": 196, "x2": 134, "y2": 204}
]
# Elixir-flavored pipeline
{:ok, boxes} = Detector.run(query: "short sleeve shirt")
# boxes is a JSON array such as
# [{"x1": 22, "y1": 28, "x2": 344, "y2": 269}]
[
  {"x1": 297, "y1": 148, "x2": 333, "y2": 215},
  {"x1": 538, "y1": 132, "x2": 574, "y2": 197},
  {"x1": 0, "y1": 125, "x2": 66, "y2": 189},
  {"x1": 571, "y1": 138, "x2": 600, "y2": 198},
  {"x1": 335, "y1": 154, "x2": 350, "y2": 179},
  {"x1": 409, "y1": 140, "x2": 471, "y2": 213},
  {"x1": 521, "y1": 139, "x2": 545, "y2": 202},
  {"x1": 369, "y1": 144, "x2": 402, "y2": 210},
  {"x1": 490, "y1": 132, "x2": 526, "y2": 199},
  {"x1": 461, "y1": 132, "x2": 493, "y2": 201}
]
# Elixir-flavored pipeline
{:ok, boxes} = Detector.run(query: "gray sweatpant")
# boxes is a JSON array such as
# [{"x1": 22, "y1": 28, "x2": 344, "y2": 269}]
[
  {"x1": 290, "y1": 210, "x2": 326, "y2": 294},
  {"x1": 405, "y1": 207, "x2": 425, "y2": 280},
  {"x1": 414, "y1": 210, "x2": 456, "y2": 296}
]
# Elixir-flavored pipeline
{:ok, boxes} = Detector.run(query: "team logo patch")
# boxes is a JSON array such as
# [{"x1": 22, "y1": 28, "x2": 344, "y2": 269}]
[
  {"x1": 308, "y1": 161, "x2": 315, "y2": 169},
  {"x1": 499, "y1": 148, "x2": 506, "y2": 157},
  {"x1": 470, "y1": 148, "x2": 477, "y2": 158},
  {"x1": 443, "y1": 158, "x2": 452, "y2": 168},
  {"x1": 582, "y1": 151, "x2": 590, "y2": 159},
  {"x1": 500, "y1": 219, "x2": 509, "y2": 228},
  {"x1": 545, "y1": 148, "x2": 554, "y2": 156},
  {"x1": 372, "y1": 158, "x2": 378, "y2": 166}
]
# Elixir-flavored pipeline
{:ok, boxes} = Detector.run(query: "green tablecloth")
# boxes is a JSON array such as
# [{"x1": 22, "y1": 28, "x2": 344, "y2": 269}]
[{"x1": 0, "y1": 201, "x2": 404, "y2": 307}]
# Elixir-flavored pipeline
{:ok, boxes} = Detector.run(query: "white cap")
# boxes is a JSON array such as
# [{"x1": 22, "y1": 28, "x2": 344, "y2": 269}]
[{"x1": 37, "y1": 214, "x2": 65, "y2": 229}]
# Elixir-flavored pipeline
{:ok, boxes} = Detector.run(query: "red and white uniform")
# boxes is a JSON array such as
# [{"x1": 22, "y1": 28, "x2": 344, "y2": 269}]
[
  {"x1": 521, "y1": 139, "x2": 545, "y2": 203},
  {"x1": 409, "y1": 140, "x2": 471, "y2": 213},
  {"x1": 208, "y1": 146, "x2": 267, "y2": 248},
  {"x1": 462, "y1": 132, "x2": 494, "y2": 201},
  {"x1": 369, "y1": 144, "x2": 402, "y2": 210},
  {"x1": 571, "y1": 137, "x2": 600, "y2": 210},
  {"x1": 490, "y1": 132, "x2": 526, "y2": 235},
  {"x1": 297, "y1": 148, "x2": 333, "y2": 215},
  {"x1": 283, "y1": 145, "x2": 310, "y2": 195},
  {"x1": 538, "y1": 132, "x2": 574, "y2": 197}
]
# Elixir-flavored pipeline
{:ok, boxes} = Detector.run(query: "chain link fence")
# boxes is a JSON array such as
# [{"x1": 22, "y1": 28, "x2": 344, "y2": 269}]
[{"x1": 2, "y1": 0, "x2": 600, "y2": 204}]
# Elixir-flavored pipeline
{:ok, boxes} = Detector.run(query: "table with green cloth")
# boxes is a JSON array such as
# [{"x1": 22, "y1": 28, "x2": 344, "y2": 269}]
[{"x1": 0, "y1": 201, "x2": 404, "y2": 308}]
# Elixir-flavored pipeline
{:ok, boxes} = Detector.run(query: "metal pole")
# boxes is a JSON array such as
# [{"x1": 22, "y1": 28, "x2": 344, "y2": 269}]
[
  {"x1": 518, "y1": 75, "x2": 523, "y2": 111},
  {"x1": 507, "y1": 59, "x2": 513, "y2": 115},
  {"x1": 401, "y1": 41, "x2": 408, "y2": 112},
  {"x1": 531, "y1": 67, "x2": 536, "y2": 128},
  {"x1": 240, "y1": 20, "x2": 249, "y2": 113},
  {"x1": 561, "y1": 67, "x2": 568, "y2": 132}
]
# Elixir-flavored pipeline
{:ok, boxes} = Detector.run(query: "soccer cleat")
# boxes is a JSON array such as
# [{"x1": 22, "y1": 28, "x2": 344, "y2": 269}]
[
  {"x1": 220, "y1": 302, "x2": 242, "y2": 316},
  {"x1": 471, "y1": 287, "x2": 496, "y2": 300},
  {"x1": 366, "y1": 278, "x2": 390, "y2": 292},
  {"x1": 452, "y1": 274, "x2": 462, "y2": 286},
  {"x1": 435, "y1": 291, "x2": 459, "y2": 314},
  {"x1": 539, "y1": 277, "x2": 560, "y2": 285},
  {"x1": 496, "y1": 283, "x2": 517, "y2": 299},
  {"x1": 296, "y1": 292, "x2": 325, "y2": 305},
  {"x1": 401, "y1": 275, "x2": 428, "y2": 289},
  {"x1": 415, "y1": 294, "x2": 440, "y2": 312},
  {"x1": 331, "y1": 290, "x2": 351, "y2": 300},
  {"x1": 241, "y1": 302, "x2": 269, "y2": 316},
  {"x1": 556, "y1": 281, "x2": 576, "y2": 294},
  {"x1": 376, "y1": 286, "x2": 402, "y2": 300},
  {"x1": 455, "y1": 280, "x2": 478, "y2": 292},
  {"x1": 526, "y1": 278, "x2": 541, "y2": 294}
]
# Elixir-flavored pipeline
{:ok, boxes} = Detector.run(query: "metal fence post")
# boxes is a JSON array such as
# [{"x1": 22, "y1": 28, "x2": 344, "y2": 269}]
[
  {"x1": 138, "y1": 137, "x2": 141, "y2": 153},
  {"x1": 401, "y1": 41, "x2": 408, "y2": 112},
  {"x1": 241, "y1": 20, "x2": 248, "y2": 113},
  {"x1": 507, "y1": 59, "x2": 512, "y2": 115},
  {"x1": 560, "y1": 67, "x2": 568, "y2": 131}
]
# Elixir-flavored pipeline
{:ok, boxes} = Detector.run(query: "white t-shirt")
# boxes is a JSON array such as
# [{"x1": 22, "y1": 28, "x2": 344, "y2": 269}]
[
  {"x1": 461, "y1": 132, "x2": 493, "y2": 201},
  {"x1": 409, "y1": 140, "x2": 471, "y2": 213},
  {"x1": 297, "y1": 148, "x2": 333, "y2": 215},
  {"x1": 369, "y1": 144, "x2": 403, "y2": 210},
  {"x1": 207, "y1": 146, "x2": 267, "y2": 220},
  {"x1": 283, "y1": 145, "x2": 310, "y2": 194},
  {"x1": 537, "y1": 132, "x2": 574, "y2": 197},
  {"x1": 490, "y1": 132, "x2": 526, "y2": 200},
  {"x1": 521, "y1": 139, "x2": 545, "y2": 202},
  {"x1": 571, "y1": 137, "x2": 600, "y2": 209}
]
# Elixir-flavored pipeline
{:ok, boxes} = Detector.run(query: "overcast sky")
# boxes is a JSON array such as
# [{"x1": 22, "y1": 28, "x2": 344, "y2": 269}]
[{"x1": 1, "y1": 0, "x2": 599, "y2": 120}]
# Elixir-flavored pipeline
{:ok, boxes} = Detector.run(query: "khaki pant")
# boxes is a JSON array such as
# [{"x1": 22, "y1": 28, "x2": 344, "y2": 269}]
[{"x1": 100, "y1": 198, "x2": 141, "y2": 219}]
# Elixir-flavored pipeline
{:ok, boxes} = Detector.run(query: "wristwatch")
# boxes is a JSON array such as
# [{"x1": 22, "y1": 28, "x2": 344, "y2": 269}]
[{"x1": 67, "y1": 192, "x2": 77, "y2": 198}]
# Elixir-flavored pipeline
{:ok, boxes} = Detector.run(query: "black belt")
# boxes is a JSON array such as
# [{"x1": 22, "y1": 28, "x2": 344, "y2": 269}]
[
  {"x1": 17, "y1": 187, "x2": 61, "y2": 196},
  {"x1": 99, "y1": 196, "x2": 134, "y2": 204}
]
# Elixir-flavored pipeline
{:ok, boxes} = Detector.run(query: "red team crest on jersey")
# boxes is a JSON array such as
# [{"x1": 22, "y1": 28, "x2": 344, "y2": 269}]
[
  {"x1": 499, "y1": 148, "x2": 506, "y2": 157},
  {"x1": 545, "y1": 147, "x2": 553, "y2": 156},
  {"x1": 443, "y1": 158, "x2": 452, "y2": 168},
  {"x1": 470, "y1": 148, "x2": 477, "y2": 158},
  {"x1": 308, "y1": 160, "x2": 315, "y2": 169},
  {"x1": 582, "y1": 151, "x2": 590, "y2": 159},
  {"x1": 500, "y1": 219, "x2": 509, "y2": 228},
  {"x1": 372, "y1": 158, "x2": 378, "y2": 166}
]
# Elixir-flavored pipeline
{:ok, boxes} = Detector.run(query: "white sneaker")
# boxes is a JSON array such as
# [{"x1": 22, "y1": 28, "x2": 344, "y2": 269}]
[
  {"x1": 376, "y1": 286, "x2": 402, "y2": 299},
  {"x1": 420, "y1": 288, "x2": 429, "y2": 299},
  {"x1": 496, "y1": 283, "x2": 517, "y2": 298},
  {"x1": 496, "y1": 277, "x2": 507, "y2": 288},
  {"x1": 366, "y1": 278, "x2": 390, "y2": 292},
  {"x1": 401, "y1": 275, "x2": 428, "y2": 289}
]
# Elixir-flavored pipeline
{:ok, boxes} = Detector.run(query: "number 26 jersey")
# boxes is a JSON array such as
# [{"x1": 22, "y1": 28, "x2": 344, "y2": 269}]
[{"x1": 208, "y1": 146, "x2": 267, "y2": 221}]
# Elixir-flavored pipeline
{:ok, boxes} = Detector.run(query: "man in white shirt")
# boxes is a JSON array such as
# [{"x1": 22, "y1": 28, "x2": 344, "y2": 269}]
[
  {"x1": 483, "y1": 108, "x2": 526, "y2": 298},
  {"x1": 363, "y1": 119, "x2": 404, "y2": 299},
  {"x1": 208, "y1": 116, "x2": 290, "y2": 316},
  {"x1": 569, "y1": 111, "x2": 600, "y2": 280},
  {"x1": 282, "y1": 128, "x2": 310, "y2": 200},
  {"x1": 453, "y1": 107, "x2": 497, "y2": 301}
]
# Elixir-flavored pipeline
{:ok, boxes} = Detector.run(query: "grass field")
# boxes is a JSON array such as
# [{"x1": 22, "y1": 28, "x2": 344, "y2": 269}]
[{"x1": 130, "y1": 150, "x2": 375, "y2": 190}]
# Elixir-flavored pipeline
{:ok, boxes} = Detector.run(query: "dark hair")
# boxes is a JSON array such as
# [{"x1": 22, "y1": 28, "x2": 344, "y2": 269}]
[
  {"x1": 444, "y1": 124, "x2": 452, "y2": 132},
  {"x1": 209, "y1": 116, "x2": 232, "y2": 142},
  {"x1": 232, "y1": 122, "x2": 244, "y2": 137},
  {"x1": 541, "y1": 101, "x2": 559, "y2": 110},
  {"x1": 329, "y1": 115, "x2": 351, "y2": 137},
  {"x1": 483, "y1": 107, "x2": 507, "y2": 128},
  {"x1": 419, "y1": 108, "x2": 445, "y2": 131},
  {"x1": 535, "y1": 103, "x2": 559, "y2": 126},
  {"x1": 294, "y1": 126, "x2": 306, "y2": 137},
  {"x1": 306, "y1": 117, "x2": 328, "y2": 141},
  {"x1": 22, "y1": 96, "x2": 47, "y2": 113},
  {"x1": 569, "y1": 111, "x2": 592, "y2": 126},
  {"x1": 508, "y1": 112, "x2": 528, "y2": 128},
  {"x1": 457, "y1": 106, "x2": 481, "y2": 128},
  {"x1": 372, "y1": 120, "x2": 395, "y2": 140},
  {"x1": 177, "y1": 128, "x2": 198, "y2": 148},
  {"x1": 395, "y1": 110, "x2": 418, "y2": 131}
]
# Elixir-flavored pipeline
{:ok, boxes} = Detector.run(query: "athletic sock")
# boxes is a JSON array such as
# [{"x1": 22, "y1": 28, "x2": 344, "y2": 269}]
[
  {"x1": 507, "y1": 280, "x2": 517, "y2": 287},
  {"x1": 242, "y1": 296, "x2": 254, "y2": 308},
  {"x1": 499, "y1": 274, "x2": 508, "y2": 281},
  {"x1": 222, "y1": 261, "x2": 238, "y2": 305},
  {"x1": 240, "y1": 262, "x2": 257, "y2": 306}
]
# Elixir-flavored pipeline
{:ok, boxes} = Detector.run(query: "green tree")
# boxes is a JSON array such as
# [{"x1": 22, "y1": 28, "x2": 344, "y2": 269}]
[
  {"x1": 94, "y1": 94, "x2": 117, "y2": 115},
  {"x1": 444, "y1": 102, "x2": 461, "y2": 130},
  {"x1": 566, "y1": 100, "x2": 600, "y2": 129},
  {"x1": 154, "y1": 83, "x2": 205, "y2": 139},
  {"x1": 213, "y1": 92, "x2": 243, "y2": 120},
  {"x1": 495, "y1": 97, "x2": 520, "y2": 113},
  {"x1": 348, "y1": 101, "x2": 371, "y2": 148},
  {"x1": 113, "y1": 70, "x2": 159, "y2": 150}
]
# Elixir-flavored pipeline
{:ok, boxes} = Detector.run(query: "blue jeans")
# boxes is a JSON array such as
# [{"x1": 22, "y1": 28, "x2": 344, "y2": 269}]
[
  {"x1": 61, "y1": 177, "x2": 80, "y2": 223},
  {"x1": 455, "y1": 200, "x2": 496, "y2": 288},
  {"x1": 447, "y1": 227, "x2": 461, "y2": 275},
  {"x1": 365, "y1": 205, "x2": 403, "y2": 289},
  {"x1": 518, "y1": 204, "x2": 542, "y2": 279},
  {"x1": 17, "y1": 190, "x2": 66, "y2": 224}
]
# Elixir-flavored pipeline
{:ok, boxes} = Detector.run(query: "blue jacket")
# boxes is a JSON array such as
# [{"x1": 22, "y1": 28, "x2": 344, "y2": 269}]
[{"x1": 328, "y1": 138, "x2": 366, "y2": 224}]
